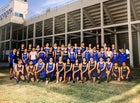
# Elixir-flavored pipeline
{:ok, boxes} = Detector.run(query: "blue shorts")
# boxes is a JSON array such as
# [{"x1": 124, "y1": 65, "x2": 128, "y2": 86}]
[
  {"x1": 91, "y1": 71, "x2": 97, "y2": 77},
  {"x1": 66, "y1": 72, "x2": 72, "y2": 77},
  {"x1": 82, "y1": 72, "x2": 88, "y2": 78},
  {"x1": 75, "y1": 72, "x2": 80, "y2": 78},
  {"x1": 32, "y1": 60, "x2": 37, "y2": 65},
  {"x1": 100, "y1": 71, "x2": 106, "y2": 78},
  {"x1": 22, "y1": 60, "x2": 28, "y2": 66},
  {"x1": 39, "y1": 70, "x2": 46, "y2": 79},
  {"x1": 70, "y1": 60, "x2": 75, "y2": 64}
]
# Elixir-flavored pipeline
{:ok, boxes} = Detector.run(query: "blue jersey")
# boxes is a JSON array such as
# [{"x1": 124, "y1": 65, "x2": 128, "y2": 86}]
[
  {"x1": 39, "y1": 51, "x2": 45, "y2": 60},
  {"x1": 9, "y1": 52, "x2": 15, "y2": 63},
  {"x1": 38, "y1": 63, "x2": 43, "y2": 70},
  {"x1": 77, "y1": 53, "x2": 82, "y2": 63},
  {"x1": 98, "y1": 62, "x2": 104, "y2": 71},
  {"x1": 106, "y1": 62, "x2": 112, "y2": 71},
  {"x1": 61, "y1": 48, "x2": 65, "y2": 53},
  {"x1": 22, "y1": 53, "x2": 28, "y2": 61},
  {"x1": 89, "y1": 62, "x2": 95, "y2": 70},
  {"x1": 100, "y1": 51, "x2": 106, "y2": 61},
  {"x1": 66, "y1": 64, "x2": 71, "y2": 71},
  {"x1": 74, "y1": 64, "x2": 79, "y2": 71},
  {"x1": 81, "y1": 47, "x2": 85, "y2": 53},
  {"x1": 67, "y1": 47, "x2": 71, "y2": 53},
  {"x1": 84, "y1": 51, "x2": 90, "y2": 62},
  {"x1": 37, "y1": 63, "x2": 46, "y2": 78},
  {"x1": 47, "y1": 63, "x2": 53, "y2": 71},
  {"x1": 53, "y1": 47, "x2": 58, "y2": 53},
  {"x1": 63, "y1": 52, "x2": 68, "y2": 61},
  {"x1": 47, "y1": 51, "x2": 53, "y2": 59},
  {"x1": 92, "y1": 51, "x2": 99, "y2": 62},
  {"x1": 82, "y1": 64, "x2": 87, "y2": 72},
  {"x1": 119, "y1": 53, "x2": 127, "y2": 65},
  {"x1": 36, "y1": 49, "x2": 40, "y2": 53},
  {"x1": 44, "y1": 47, "x2": 50, "y2": 53},
  {"x1": 74, "y1": 47, "x2": 78, "y2": 54},
  {"x1": 70, "y1": 52, "x2": 75, "y2": 61},
  {"x1": 56, "y1": 51, "x2": 61, "y2": 62},
  {"x1": 58, "y1": 63, "x2": 63, "y2": 72},
  {"x1": 112, "y1": 53, "x2": 119, "y2": 63}
]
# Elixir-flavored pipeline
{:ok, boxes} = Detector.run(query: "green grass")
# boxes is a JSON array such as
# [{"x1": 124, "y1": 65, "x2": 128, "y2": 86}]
[{"x1": 0, "y1": 68, "x2": 140, "y2": 103}]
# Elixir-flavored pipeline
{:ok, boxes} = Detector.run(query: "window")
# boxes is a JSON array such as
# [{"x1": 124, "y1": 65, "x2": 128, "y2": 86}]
[{"x1": 14, "y1": 12, "x2": 23, "y2": 17}]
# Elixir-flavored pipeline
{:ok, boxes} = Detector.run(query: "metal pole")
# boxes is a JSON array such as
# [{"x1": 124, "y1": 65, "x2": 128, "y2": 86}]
[
  {"x1": 65, "y1": 13, "x2": 68, "y2": 46},
  {"x1": 81, "y1": 8, "x2": 84, "y2": 44},
  {"x1": 127, "y1": 0, "x2": 134, "y2": 67},
  {"x1": 96, "y1": 31, "x2": 99, "y2": 44},
  {"x1": 26, "y1": 26, "x2": 28, "y2": 48},
  {"x1": 42, "y1": 20, "x2": 44, "y2": 47},
  {"x1": 52, "y1": 17, "x2": 55, "y2": 46},
  {"x1": 33, "y1": 23, "x2": 36, "y2": 47}
]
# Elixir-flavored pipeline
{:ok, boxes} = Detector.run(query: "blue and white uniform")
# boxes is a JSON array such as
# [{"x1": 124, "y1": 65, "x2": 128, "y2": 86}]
[
  {"x1": 63, "y1": 52, "x2": 68, "y2": 63},
  {"x1": 22, "y1": 53, "x2": 28, "y2": 65},
  {"x1": 106, "y1": 62, "x2": 112, "y2": 71},
  {"x1": 119, "y1": 53, "x2": 127, "y2": 65},
  {"x1": 70, "y1": 52, "x2": 75, "y2": 64},
  {"x1": 92, "y1": 51, "x2": 99, "y2": 62},
  {"x1": 74, "y1": 47, "x2": 78, "y2": 54},
  {"x1": 47, "y1": 63, "x2": 54, "y2": 78},
  {"x1": 55, "y1": 51, "x2": 61, "y2": 62},
  {"x1": 77, "y1": 53, "x2": 82, "y2": 63},
  {"x1": 81, "y1": 63, "x2": 87, "y2": 77},
  {"x1": 84, "y1": 51, "x2": 90, "y2": 62},
  {"x1": 100, "y1": 51, "x2": 106, "y2": 61},
  {"x1": 47, "y1": 51, "x2": 53, "y2": 62},
  {"x1": 89, "y1": 62, "x2": 97, "y2": 77},
  {"x1": 37, "y1": 63, "x2": 46, "y2": 78},
  {"x1": 58, "y1": 63, "x2": 64, "y2": 77},
  {"x1": 74, "y1": 64, "x2": 80, "y2": 78},
  {"x1": 98, "y1": 62, "x2": 106, "y2": 78},
  {"x1": 81, "y1": 47, "x2": 85, "y2": 53},
  {"x1": 30, "y1": 51, "x2": 37, "y2": 65},
  {"x1": 65, "y1": 64, "x2": 72, "y2": 77},
  {"x1": 111, "y1": 53, "x2": 119, "y2": 63},
  {"x1": 38, "y1": 51, "x2": 46, "y2": 62},
  {"x1": 44, "y1": 47, "x2": 50, "y2": 53}
]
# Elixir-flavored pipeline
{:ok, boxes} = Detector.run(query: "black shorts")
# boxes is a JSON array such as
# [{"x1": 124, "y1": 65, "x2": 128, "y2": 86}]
[
  {"x1": 29, "y1": 74, "x2": 35, "y2": 79},
  {"x1": 9, "y1": 63, "x2": 13, "y2": 68}
]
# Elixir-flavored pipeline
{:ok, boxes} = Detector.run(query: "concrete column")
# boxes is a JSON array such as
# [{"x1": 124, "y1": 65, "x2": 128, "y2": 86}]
[
  {"x1": 52, "y1": 17, "x2": 55, "y2": 46},
  {"x1": 65, "y1": 13, "x2": 68, "y2": 46},
  {"x1": 42, "y1": 20, "x2": 45, "y2": 47},
  {"x1": 3, "y1": 26, "x2": 7, "y2": 60},
  {"x1": 26, "y1": 26, "x2": 28, "y2": 48},
  {"x1": 81, "y1": 8, "x2": 84, "y2": 44},
  {"x1": 33, "y1": 23, "x2": 36, "y2": 47},
  {"x1": 96, "y1": 31, "x2": 99, "y2": 44},
  {"x1": 101, "y1": 2, "x2": 104, "y2": 46},
  {"x1": 137, "y1": 29, "x2": 140, "y2": 65},
  {"x1": 9, "y1": 23, "x2": 12, "y2": 50},
  {"x1": 127, "y1": 0, "x2": 134, "y2": 67}
]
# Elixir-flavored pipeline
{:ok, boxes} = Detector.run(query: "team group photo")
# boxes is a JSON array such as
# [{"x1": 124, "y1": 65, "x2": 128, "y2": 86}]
[{"x1": 0, "y1": 0, "x2": 140, "y2": 103}]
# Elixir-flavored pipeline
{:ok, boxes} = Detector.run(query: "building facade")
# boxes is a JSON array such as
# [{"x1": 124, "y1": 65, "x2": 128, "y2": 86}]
[{"x1": 0, "y1": 0, "x2": 140, "y2": 67}]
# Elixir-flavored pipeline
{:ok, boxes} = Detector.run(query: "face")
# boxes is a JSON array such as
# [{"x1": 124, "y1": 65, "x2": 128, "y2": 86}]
[
  {"x1": 32, "y1": 48, "x2": 35, "y2": 51},
  {"x1": 89, "y1": 44, "x2": 92, "y2": 47},
  {"x1": 93, "y1": 47, "x2": 96, "y2": 51},
  {"x1": 39, "y1": 58, "x2": 43, "y2": 63},
  {"x1": 78, "y1": 49, "x2": 81, "y2": 53},
  {"x1": 101, "y1": 48, "x2": 104, "y2": 51},
  {"x1": 54, "y1": 43, "x2": 57, "y2": 47},
  {"x1": 97, "y1": 44, "x2": 99, "y2": 48},
  {"x1": 100, "y1": 58, "x2": 103, "y2": 62},
  {"x1": 13, "y1": 49, "x2": 17, "y2": 53},
  {"x1": 24, "y1": 49, "x2": 27, "y2": 52},
  {"x1": 41, "y1": 47, "x2": 44, "y2": 51},
  {"x1": 21, "y1": 44, "x2": 24, "y2": 48},
  {"x1": 29, "y1": 44, "x2": 32, "y2": 48},
  {"x1": 67, "y1": 59, "x2": 70, "y2": 63},
  {"x1": 112, "y1": 44, "x2": 115, "y2": 48},
  {"x1": 114, "y1": 63, "x2": 118, "y2": 66},
  {"x1": 103, "y1": 43, "x2": 107, "y2": 47},
  {"x1": 71, "y1": 48, "x2": 73, "y2": 52},
  {"x1": 107, "y1": 47, "x2": 110, "y2": 51},
  {"x1": 86, "y1": 47, "x2": 88, "y2": 50},
  {"x1": 90, "y1": 58, "x2": 93, "y2": 62},
  {"x1": 17, "y1": 51, "x2": 20, "y2": 55},
  {"x1": 50, "y1": 58, "x2": 53, "y2": 62},
  {"x1": 46, "y1": 43, "x2": 49, "y2": 47},
  {"x1": 68, "y1": 43, "x2": 71, "y2": 47},
  {"x1": 18, "y1": 60, "x2": 22, "y2": 65},
  {"x1": 107, "y1": 58, "x2": 110, "y2": 62},
  {"x1": 29, "y1": 61, "x2": 33, "y2": 65},
  {"x1": 121, "y1": 49, "x2": 125, "y2": 53},
  {"x1": 122, "y1": 62, "x2": 126, "y2": 66},
  {"x1": 36, "y1": 45, "x2": 40, "y2": 49},
  {"x1": 74, "y1": 43, "x2": 77, "y2": 47}
]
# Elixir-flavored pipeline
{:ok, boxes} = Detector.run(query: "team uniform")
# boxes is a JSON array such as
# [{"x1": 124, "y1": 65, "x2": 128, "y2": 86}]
[
  {"x1": 84, "y1": 51, "x2": 90, "y2": 62},
  {"x1": 119, "y1": 53, "x2": 127, "y2": 65},
  {"x1": 63, "y1": 52, "x2": 68, "y2": 63},
  {"x1": 9, "y1": 52, "x2": 15, "y2": 68},
  {"x1": 28, "y1": 66, "x2": 35, "y2": 79},
  {"x1": 92, "y1": 51, "x2": 99, "y2": 62},
  {"x1": 65, "y1": 63, "x2": 72, "y2": 78},
  {"x1": 22, "y1": 53, "x2": 28, "y2": 66},
  {"x1": 58, "y1": 63, "x2": 64, "y2": 77},
  {"x1": 98, "y1": 62, "x2": 106, "y2": 78},
  {"x1": 121, "y1": 67, "x2": 128, "y2": 79},
  {"x1": 53, "y1": 47, "x2": 58, "y2": 53},
  {"x1": 81, "y1": 63, "x2": 88, "y2": 78},
  {"x1": 73, "y1": 64, "x2": 80, "y2": 78},
  {"x1": 44, "y1": 47, "x2": 50, "y2": 53},
  {"x1": 36, "y1": 63, "x2": 46, "y2": 79},
  {"x1": 55, "y1": 51, "x2": 61, "y2": 62},
  {"x1": 77, "y1": 53, "x2": 82, "y2": 63},
  {"x1": 111, "y1": 53, "x2": 119, "y2": 63},
  {"x1": 74, "y1": 47, "x2": 78, "y2": 54},
  {"x1": 81, "y1": 47, "x2": 85, "y2": 53},
  {"x1": 46, "y1": 63, "x2": 55, "y2": 79},
  {"x1": 69, "y1": 52, "x2": 75, "y2": 64},
  {"x1": 89, "y1": 62, "x2": 97, "y2": 77},
  {"x1": 99, "y1": 51, "x2": 106, "y2": 61},
  {"x1": 38, "y1": 51, "x2": 46, "y2": 62},
  {"x1": 106, "y1": 62, "x2": 112, "y2": 72},
  {"x1": 16, "y1": 65, "x2": 24, "y2": 77},
  {"x1": 36, "y1": 49, "x2": 40, "y2": 53},
  {"x1": 30, "y1": 51, "x2": 37, "y2": 65},
  {"x1": 47, "y1": 51, "x2": 53, "y2": 62}
]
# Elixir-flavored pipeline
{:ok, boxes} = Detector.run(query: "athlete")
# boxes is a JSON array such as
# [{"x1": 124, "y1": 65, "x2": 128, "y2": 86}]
[
  {"x1": 62, "y1": 48, "x2": 68, "y2": 63},
  {"x1": 96, "y1": 43, "x2": 100, "y2": 52},
  {"x1": 83, "y1": 47, "x2": 90, "y2": 62},
  {"x1": 27, "y1": 44, "x2": 32, "y2": 53},
  {"x1": 55, "y1": 46, "x2": 61, "y2": 62},
  {"x1": 20, "y1": 43, "x2": 25, "y2": 58},
  {"x1": 105, "y1": 47, "x2": 113, "y2": 59},
  {"x1": 61, "y1": 44, "x2": 65, "y2": 53},
  {"x1": 35, "y1": 58, "x2": 46, "y2": 82},
  {"x1": 97, "y1": 57, "x2": 106, "y2": 83},
  {"x1": 88, "y1": 58, "x2": 97, "y2": 83},
  {"x1": 22, "y1": 48, "x2": 29, "y2": 66},
  {"x1": 26, "y1": 61, "x2": 35, "y2": 82},
  {"x1": 99, "y1": 47, "x2": 106, "y2": 61},
  {"x1": 72, "y1": 59, "x2": 80, "y2": 83},
  {"x1": 111, "y1": 44, "x2": 116, "y2": 52},
  {"x1": 67, "y1": 43, "x2": 71, "y2": 53},
  {"x1": 8, "y1": 48, "x2": 16, "y2": 80},
  {"x1": 120, "y1": 62, "x2": 131, "y2": 81},
  {"x1": 53, "y1": 43, "x2": 58, "y2": 53},
  {"x1": 80, "y1": 58, "x2": 88, "y2": 83},
  {"x1": 111, "y1": 49, "x2": 119, "y2": 63},
  {"x1": 56, "y1": 57, "x2": 64, "y2": 83},
  {"x1": 46, "y1": 58, "x2": 55, "y2": 85},
  {"x1": 80, "y1": 42, "x2": 85, "y2": 53},
  {"x1": 29, "y1": 47, "x2": 37, "y2": 65},
  {"x1": 73, "y1": 43, "x2": 78, "y2": 54},
  {"x1": 112, "y1": 62, "x2": 120, "y2": 81},
  {"x1": 44, "y1": 43, "x2": 50, "y2": 53},
  {"x1": 91, "y1": 46, "x2": 99, "y2": 62},
  {"x1": 119, "y1": 48, "x2": 128, "y2": 65},
  {"x1": 69, "y1": 48, "x2": 76, "y2": 64},
  {"x1": 76, "y1": 49, "x2": 82, "y2": 63},
  {"x1": 106, "y1": 57, "x2": 113, "y2": 82},
  {"x1": 64, "y1": 58, "x2": 72, "y2": 83},
  {"x1": 46, "y1": 47, "x2": 54, "y2": 62},
  {"x1": 14, "y1": 59, "x2": 25, "y2": 83},
  {"x1": 36, "y1": 45, "x2": 40, "y2": 53},
  {"x1": 38, "y1": 47, "x2": 46, "y2": 62}
]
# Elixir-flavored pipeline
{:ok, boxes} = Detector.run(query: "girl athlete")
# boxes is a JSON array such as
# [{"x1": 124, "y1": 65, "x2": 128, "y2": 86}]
[
  {"x1": 88, "y1": 58, "x2": 97, "y2": 83},
  {"x1": 55, "y1": 46, "x2": 61, "y2": 62},
  {"x1": 112, "y1": 62, "x2": 121, "y2": 81},
  {"x1": 69, "y1": 48, "x2": 76, "y2": 64},
  {"x1": 29, "y1": 47, "x2": 37, "y2": 65},
  {"x1": 76, "y1": 49, "x2": 82, "y2": 63},
  {"x1": 38, "y1": 47, "x2": 46, "y2": 62},
  {"x1": 91, "y1": 46, "x2": 99, "y2": 62},
  {"x1": 22, "y1": 48, "x2": 29, "y2": 66},
  {"x1": 83, "y1": 47, "x2": 90, "y2": 62},
  {"x1": 56, "y1": 57, "x2": 64, "y2": 83},
  {"x1": 62, "y1": 48, "x2": 68, "y2": 63},
  {"x1": 64, "y1": 58, "x2": 72, "y2": 83},
  {"x1": 106, "y1": 57, "x2": 113, "y2": 82}
]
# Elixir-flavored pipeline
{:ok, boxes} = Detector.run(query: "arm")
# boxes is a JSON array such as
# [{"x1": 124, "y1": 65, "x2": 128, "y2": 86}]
[
  {"x1": 38, "y1": 63, "x2": 45, "y2": 73},
  {"x1": 91, "y1": 61, "x2": 97, "y2": 72},
  {"x1": 59, "y1": 63, "x2": 64, "y2": 73},
  {"x1": 56, "y1": 63, "x2": 58, "y2": 72},
  {"x1": 126, "y1": 66, "x2": 130, "y2": 78},
  {"x1": 46, "y1": 63, "x2": 48, "y2": 73},
  {"x1": 83, "y1": 64, "x2": 88, "y2": 73},
  {"x1": 101, "y1": 62, "x2": 106, "y2": 72}
]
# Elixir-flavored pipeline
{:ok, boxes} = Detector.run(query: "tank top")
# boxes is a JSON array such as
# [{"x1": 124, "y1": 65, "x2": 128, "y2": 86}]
[
  {"x1": 66, "y1": 64, "x2": 71, "y2": 71},
  {"x1": 48, "y1": 63, "x2": 53, "y2": 71},
  {"x1": 82, "y1": 63, "x2": 87, "y2": 72},
  {"x1": 17, "y1": 65, "x2": 22, "y2": 71},
  {"x1": 74, "y1": 64, "x2": 79, "y2": 71},
  {"x1": 106, "y1": 62, "x2": 112, "y2": 71},
  {"x1": 29, "y1": 66, "x2": 34, "y2": 72},
  {"x1": 58, "y1": 63, "x2": 63, "y2": 71}
]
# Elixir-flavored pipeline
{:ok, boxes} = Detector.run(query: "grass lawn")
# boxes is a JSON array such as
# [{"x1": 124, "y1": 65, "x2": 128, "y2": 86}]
[{"x1": 0, "y1": 68, "x2": 140, "y2": 103}]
